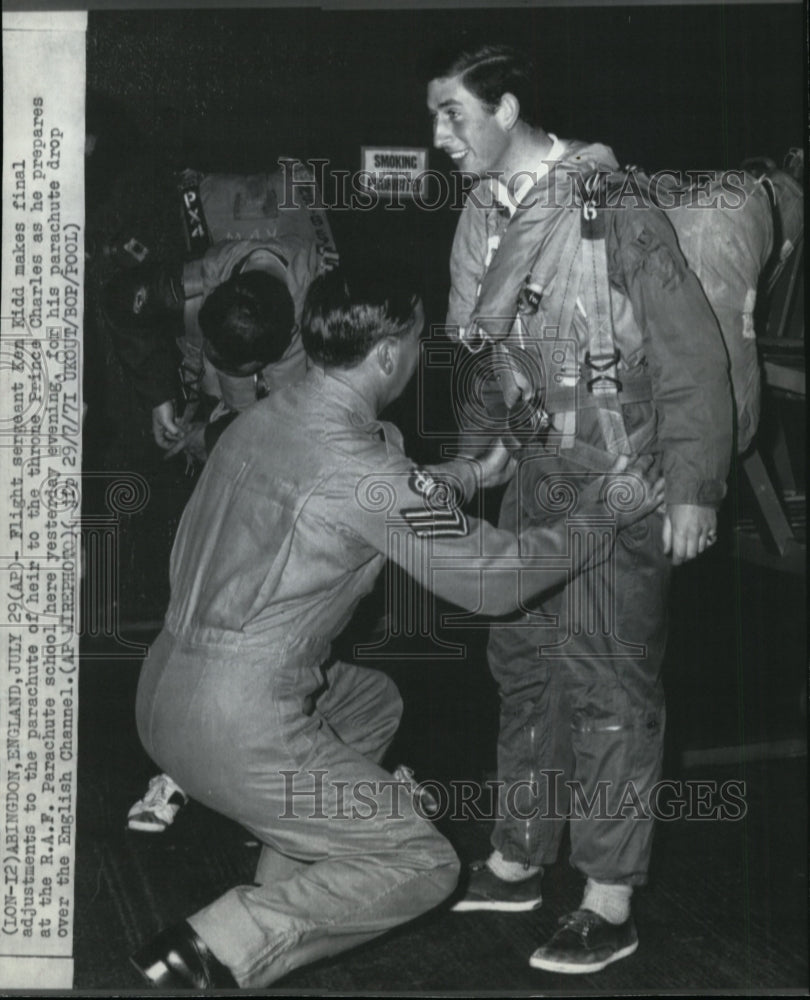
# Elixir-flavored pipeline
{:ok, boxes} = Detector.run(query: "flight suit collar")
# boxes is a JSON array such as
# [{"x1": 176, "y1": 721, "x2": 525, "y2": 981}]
[
  {"x1": 495, "y1": 133, "x2": 568, "y2": 217},
  {"x1": 308, "y1": 366, "x2": 406, "y2": 458}
]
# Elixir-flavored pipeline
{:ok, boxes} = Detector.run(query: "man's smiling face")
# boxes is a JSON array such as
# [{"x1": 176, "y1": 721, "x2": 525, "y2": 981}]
[{"x1": 427, "y1": 74, "x2": 512, "y2": 178}]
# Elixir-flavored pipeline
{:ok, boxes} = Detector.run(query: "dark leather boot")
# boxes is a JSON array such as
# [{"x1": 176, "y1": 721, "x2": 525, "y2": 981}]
[{"x1": 131, "y1": 920, "x2": 239, "y2": 989}]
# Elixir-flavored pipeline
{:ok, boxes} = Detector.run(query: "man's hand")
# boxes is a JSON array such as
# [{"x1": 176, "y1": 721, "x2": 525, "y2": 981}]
[
  {"x1": 318, "y1": 246, "x2": 341, "y2": 273},
  {"x1": 163, "y1": 421, "x2": 209, "y2": 467},
  {"x1": 496, "y1": 352, "x2": 533, "y2": 410},
  {"x1": 477, "y1": 438, "x2": 518, "y2": 490},
  {"x1": 662, "y1": 503, "x2": 717, "y2": 565},
  {"x1": 151, "y1": 400, "x2": 182, "y2": 449}
]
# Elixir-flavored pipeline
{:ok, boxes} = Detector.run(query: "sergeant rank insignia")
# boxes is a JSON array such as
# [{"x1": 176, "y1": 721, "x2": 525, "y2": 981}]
[{"x1": 400, "y1": 469, "x2": 469, "y2": 538}]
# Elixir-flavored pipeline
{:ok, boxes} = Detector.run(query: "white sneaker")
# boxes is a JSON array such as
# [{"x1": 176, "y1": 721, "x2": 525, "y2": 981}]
[{"x1": 127, "y1": 774, "x2": 188, "y2": 833}]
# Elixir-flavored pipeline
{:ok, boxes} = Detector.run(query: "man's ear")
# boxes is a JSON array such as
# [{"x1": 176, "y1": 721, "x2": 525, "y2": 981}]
[
  {"x1": 496, "y1": 92, "x2": 520, "y2": 131},
  {"x1": 376, "y1": 338, "x2": 395, "y2": 376}
]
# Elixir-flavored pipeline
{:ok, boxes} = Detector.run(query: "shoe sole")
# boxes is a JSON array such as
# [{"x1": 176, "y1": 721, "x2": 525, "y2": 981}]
[
  {"x1": 129, "y1": 953, "x2": 161, "y2": 986},
  {"x1": 127, "y1": 819, "x2": 170, "y2": 833},
  {"x1": 529, "y1": 939, "x2": 638, "y2": 973},
  {"x1": 452, "y1": 898, "x2": 542, "y2": 913}
]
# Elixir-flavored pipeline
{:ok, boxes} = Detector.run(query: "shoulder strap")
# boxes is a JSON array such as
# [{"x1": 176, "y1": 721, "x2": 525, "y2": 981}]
[{"x1": 578, "y1": 179, "x2": 632, "y2": 455}]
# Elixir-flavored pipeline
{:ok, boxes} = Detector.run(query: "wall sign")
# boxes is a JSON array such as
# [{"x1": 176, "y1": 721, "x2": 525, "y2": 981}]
[{"x1": 360, "y1": 147, "x2": 429, "y2": 200}]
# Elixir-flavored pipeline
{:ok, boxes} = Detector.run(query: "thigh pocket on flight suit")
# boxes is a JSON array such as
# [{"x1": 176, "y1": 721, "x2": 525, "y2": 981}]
[
  {"x1": 570, "y1": 701, "x2": 663, "y2": 814},
  {"x1": 570, "y1": 705, "x2": 630, "y2": 816}
]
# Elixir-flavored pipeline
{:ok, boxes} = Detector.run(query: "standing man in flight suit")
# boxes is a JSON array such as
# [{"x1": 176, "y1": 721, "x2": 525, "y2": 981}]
[
  {"x1": 130, "y1": 266, "x2": 663, "y2": 989},
  {"x1": 428, "y1": 44, "x2": 733, "y2": 973}
]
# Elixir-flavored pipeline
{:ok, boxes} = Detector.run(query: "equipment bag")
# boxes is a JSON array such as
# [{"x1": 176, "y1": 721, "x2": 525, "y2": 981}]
[
  {"x1": 652, "y1": 162, "x2": 802, "y2": 452},
  {"x1": 655, "y1": 169, "x2": 772, "y2": 453},
  {"x1": 178, "y1": 158, "x2": 339, "y2": 265}
]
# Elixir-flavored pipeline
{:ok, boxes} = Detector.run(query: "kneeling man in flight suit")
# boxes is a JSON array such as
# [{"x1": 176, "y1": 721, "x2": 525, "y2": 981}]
[{"x1": 131, "y1": 266, "x2": 663, "y2": 989}]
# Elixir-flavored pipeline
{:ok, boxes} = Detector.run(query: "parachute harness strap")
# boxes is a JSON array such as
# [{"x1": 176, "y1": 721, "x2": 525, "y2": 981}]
[{"x1": 579, "y1": 175, "x2": 632, "y2": 456}]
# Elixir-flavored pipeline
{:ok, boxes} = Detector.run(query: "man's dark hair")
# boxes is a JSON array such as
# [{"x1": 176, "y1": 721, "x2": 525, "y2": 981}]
[
  {"x1": 428, "y1": 43, "x2": 542, "y2": 127},
  {"x1": 302, "y1": 268, "x2": 421, "y2": 369},
  {"x1": 199, "y1": 271, "x2": 295, "y2": 375}
]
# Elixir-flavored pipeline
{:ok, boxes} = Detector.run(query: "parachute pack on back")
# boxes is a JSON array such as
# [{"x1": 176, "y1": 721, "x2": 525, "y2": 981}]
[{"x1": 649, "y1": 162, "x2": 802, "y2": 452}]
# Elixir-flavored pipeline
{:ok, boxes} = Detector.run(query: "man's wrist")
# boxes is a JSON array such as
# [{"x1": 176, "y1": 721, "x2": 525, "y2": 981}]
[{"x1": 665, "y1": 481, "x2": 727, "y2": 508}]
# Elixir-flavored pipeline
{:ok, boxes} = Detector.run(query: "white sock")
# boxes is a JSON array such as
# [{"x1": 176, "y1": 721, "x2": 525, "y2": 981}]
[
  {"x1": 581, "y1": 878, "x2": 633, "y2": 924},
  {"x1": 486, "y1": 849, "x2": 541, "y2": 883}
]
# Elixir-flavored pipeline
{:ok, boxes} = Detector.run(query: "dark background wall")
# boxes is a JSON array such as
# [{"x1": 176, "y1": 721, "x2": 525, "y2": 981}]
[{"x1": 87, "y1": 4, "x2": 803, "y2": 171}]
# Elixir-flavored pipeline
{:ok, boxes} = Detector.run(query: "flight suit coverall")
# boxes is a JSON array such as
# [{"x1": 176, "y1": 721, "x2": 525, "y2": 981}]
[{"x1": 447, "y1": 139, "x2": 733, "y2": 884}]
